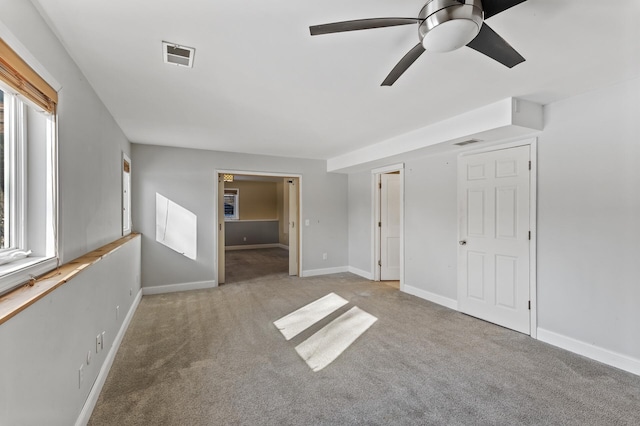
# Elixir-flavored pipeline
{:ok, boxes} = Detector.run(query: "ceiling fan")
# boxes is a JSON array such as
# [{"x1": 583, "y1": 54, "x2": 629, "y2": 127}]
[{"x1": 309, "y1": 0, "x2": 528, "y2": 86}]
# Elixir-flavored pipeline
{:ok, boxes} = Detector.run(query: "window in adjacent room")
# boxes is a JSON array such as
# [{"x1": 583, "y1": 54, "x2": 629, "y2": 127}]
[
  {"x1": 224, "y1": 188, "x2": 239, "y2": 220},
  {"x1": 0, "y1": 37, "x2": 58, "y2": 295}
]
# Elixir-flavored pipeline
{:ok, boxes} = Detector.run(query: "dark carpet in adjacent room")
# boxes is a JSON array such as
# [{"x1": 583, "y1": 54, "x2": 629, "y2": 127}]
[
  {"x1": 89, "y1": 249, "x2": 640, "y2": 425},
  {"x1": 224, "y1": 247, "x2": 289, "y2": 284}
]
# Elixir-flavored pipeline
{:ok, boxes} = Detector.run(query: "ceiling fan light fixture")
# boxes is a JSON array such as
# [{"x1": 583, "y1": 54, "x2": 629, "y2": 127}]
[
  {"x1": 422, "y1": 19, "x2": 481, "y2": 52},
  {"x1": 419, "y1": 0, "x2": 483, "y2": 52},
  {"x1": 309, "y1": 0, "x2": 528, "y2": 86}
]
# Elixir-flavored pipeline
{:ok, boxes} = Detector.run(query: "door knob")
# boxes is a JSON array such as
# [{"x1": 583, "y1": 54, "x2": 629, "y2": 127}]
[{"x1": 459, "y1": 240, "x2": 467, "y2": 246}]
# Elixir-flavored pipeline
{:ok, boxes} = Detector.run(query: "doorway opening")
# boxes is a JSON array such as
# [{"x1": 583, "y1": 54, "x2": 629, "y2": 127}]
[
  {"x1": 216, "y1": 171, "x2": 301, "y2": 285},
  {"x1": 373, "y1": 164, "x2": 404, "y2": 289}
]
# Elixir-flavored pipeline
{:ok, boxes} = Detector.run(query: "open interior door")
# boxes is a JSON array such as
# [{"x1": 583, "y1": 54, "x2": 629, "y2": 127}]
[
  {"x1": 288, "y1": 178, "x2": 299, "y2": 276},
  {"x1": 217, "y1": 173, "x2": 225, "y2": 284},
  {"x1": 380, "y1": 173, "x2": 401, "y2": 280}
]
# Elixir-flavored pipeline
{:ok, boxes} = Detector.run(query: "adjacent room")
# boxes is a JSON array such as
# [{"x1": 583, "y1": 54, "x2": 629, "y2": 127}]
[
  {"x1": 221, "y1": 174, "x2": 294, "y2": 284},
  {"x1": 0, "y1": 0, "x2": 639, "y2": 425}
]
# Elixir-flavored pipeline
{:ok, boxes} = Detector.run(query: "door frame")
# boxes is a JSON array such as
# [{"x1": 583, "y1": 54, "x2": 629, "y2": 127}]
[
  {"x1": 214, "y1": 169, "x2": 303, "y2": 285},
  {"x1": 372, "y1": 163, "x2": 405, "y2": 287},
  {"x1": 457, "y1": 138, "x2": 537, "y2": 338},
  {"x1": 287, "y1": 177, "x2": 300, "y2": 276}
]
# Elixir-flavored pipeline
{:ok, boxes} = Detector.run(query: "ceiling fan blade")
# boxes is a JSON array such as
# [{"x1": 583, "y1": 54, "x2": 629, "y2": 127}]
[
  {"x1": 310, "y1": 18, "x2": 419, "y2": 36},
  {"x1": 381, "y1": 43, "x2": 426, "y2": 86},
  {"x1": 482, "y1": 0, "x2": 528, "y2": 19},
  {"x1": 466, "y1": 23, "x2": 525, "y2": 68}
]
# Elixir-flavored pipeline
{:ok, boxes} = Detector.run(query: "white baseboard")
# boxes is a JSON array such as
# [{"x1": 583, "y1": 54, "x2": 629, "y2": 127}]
[
  {"x1": 403, "y1": 284, "x2": 459, "y2": 310},
  {"x1": 348, "y1": 266, "x2": 373, "y2": 280},
  {"x1": 301, "y1": 266, "x2": 349, "y2": 277},
  {"x1": 76, "y1": 289, "x2": 142, "y2": 426},
  {"x1": 142, "y1": 280, "x2": 216, "y2": 295},
  {"x1": 537, "y1": 328, "x2": 640, "y2": 377},
  {"x1": 225, "y1": 243, "x2": 288, "y2": 251}
]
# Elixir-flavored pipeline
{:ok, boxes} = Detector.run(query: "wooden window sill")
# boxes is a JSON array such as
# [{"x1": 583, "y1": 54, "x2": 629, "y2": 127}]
[{"x1": 0, "y1": 233, "x2": 140, "y2": 326}]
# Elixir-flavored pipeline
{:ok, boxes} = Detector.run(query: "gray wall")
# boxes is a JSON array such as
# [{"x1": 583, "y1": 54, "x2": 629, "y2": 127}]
[
  {"x1": 403, "y1": 152, "x2": 458, "y2": 299},
  {"x1": 132, "y1": 144, "x2": 348, "y2": 288},
  {"x1": 347, "y1": 75, "x2": 640, "y2": 364},
  {"x1": 225, "y1": 220, "x2": 279, "y2": 246},
  {"x1": 536, "y1": 76, "x2": 640, "y2": 358},
  {"x1": 0, "y1": 1, "x2": 135, "y2": 424},
  {"x1": 347, "y1": 171, "x2": 372, "y2": 274}
]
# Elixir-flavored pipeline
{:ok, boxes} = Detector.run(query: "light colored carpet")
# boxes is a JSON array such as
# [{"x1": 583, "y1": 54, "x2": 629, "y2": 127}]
[
  {"x1": 89, "y1": 249, "x2": 640, "y2": 425},
  {"x1": 381, "y1": 280, "x2": 400, "y2": 290}
]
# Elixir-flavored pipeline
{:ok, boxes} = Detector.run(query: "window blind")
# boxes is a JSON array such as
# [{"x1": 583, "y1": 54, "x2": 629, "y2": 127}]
[{"x1": 0, "y1": 38, "x2": 57, "y2": 113}]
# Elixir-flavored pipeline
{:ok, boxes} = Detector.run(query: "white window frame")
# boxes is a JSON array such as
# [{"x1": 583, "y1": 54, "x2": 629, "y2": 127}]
[
  {"x1": 0, "y1": 86, "x2": 58, "y2": 295},
  {"x1": 1, "y1": 92, "x2": 27, "y2": 257},
  {"x1": 0, "y1": 92, "x2": 26, "y2": 256},
  {"x1": 122, "y1": 152, "x2": 131, "y2": 235}
]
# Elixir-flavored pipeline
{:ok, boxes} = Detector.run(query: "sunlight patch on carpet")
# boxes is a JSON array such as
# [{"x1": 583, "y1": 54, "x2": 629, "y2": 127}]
[
  {"x1": 274, "y1": 292, "x2": 348, "y2": 340},
  {"x1": 295, "y1": 306, "x2": 377, "y2": 372},
  {"x1": 275, "y1": 293, "x2": 377, "y2": 371}
]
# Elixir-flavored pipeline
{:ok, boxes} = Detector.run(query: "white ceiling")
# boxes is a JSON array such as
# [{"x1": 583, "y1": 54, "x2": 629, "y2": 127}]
[{"x1": 33, "y1": 0, "x2": 640, "y2": 160}]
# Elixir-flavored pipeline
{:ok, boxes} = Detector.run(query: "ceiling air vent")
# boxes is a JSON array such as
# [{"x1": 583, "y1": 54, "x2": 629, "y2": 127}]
[
  {"x1": 454, "y1": 138, "x2": 482, "y2": 146},
  {"x1": 162, "y1": 41, "x2": 195, "y2": 68}
]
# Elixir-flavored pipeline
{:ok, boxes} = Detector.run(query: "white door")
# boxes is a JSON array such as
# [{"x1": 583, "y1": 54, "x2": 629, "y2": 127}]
[
  {"x1": 217, "y1": 174, "x2": 225, "y2": 284},
  {"x1": 380, "y1": 173, "x2": 401, "y2": 281},
  {"x1": 458, "y1": 145, "x2": 531, "y2": 334},
  {"x1": 288, "y1": 178, "x2": 299, "y2": 276}
]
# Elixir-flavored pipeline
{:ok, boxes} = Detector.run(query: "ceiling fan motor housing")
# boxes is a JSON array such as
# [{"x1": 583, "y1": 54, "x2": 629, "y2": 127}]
[{"x1": 419, "y1": 0, "x2": 484, "y2": 52}]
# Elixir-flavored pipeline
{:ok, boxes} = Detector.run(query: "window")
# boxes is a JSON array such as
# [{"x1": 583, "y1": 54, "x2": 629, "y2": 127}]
[
  {"x1": 0, "y1": 91, "x2": 4, "y2": 247},
  {"x1": 0, "y1": 89, "x2": 26, "y2": 256},
  {"x1": 0, "y1": 38, "x2": 58, "y2": 295},
  {"x1": 224, "y1": 188, "x2": 239, "y2": 220},
  {"x1": 122, "y1": 153, "x2": 131, "y2": 235}
]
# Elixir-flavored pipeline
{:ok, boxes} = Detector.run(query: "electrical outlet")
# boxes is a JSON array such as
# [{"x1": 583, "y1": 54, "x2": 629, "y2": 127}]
[
  {"x1": 78, "y1": 364, "x2": 84, "y2": 388},
  {"x1": 305, "y1": 219, "x2": 310, "y2": 226},
  {"x1": 96, "y1": 334, "x2": 101, "y2": 353},
  {"x1": 322, "y1": 253, "x2": 328, "y2": 261}
]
